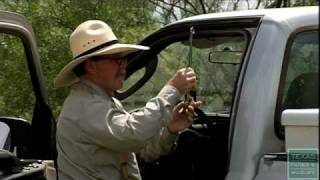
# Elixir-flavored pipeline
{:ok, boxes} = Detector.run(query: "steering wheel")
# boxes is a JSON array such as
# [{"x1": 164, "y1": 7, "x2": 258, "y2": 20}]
[
  {"x1": 175, "y1": 107, "x2": 209, "y2": 142},
  {"x1": 193, "y1": 107, "x2": 208, "y2": 123},
  {"x1": 129, "y1": 103, "x2": 209, "y2": 128}
]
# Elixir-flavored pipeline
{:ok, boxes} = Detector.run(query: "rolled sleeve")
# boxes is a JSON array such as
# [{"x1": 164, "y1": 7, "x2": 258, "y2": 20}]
[
  {"x1": 157, "y1": 84, "x2": 181, "y2": 105},
  {"x1": 79, "y1": 85, "x2": 181, "y2": 152}
]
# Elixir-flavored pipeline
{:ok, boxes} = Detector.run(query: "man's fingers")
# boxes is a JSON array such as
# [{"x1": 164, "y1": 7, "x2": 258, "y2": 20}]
[
  {"x1": 187, "y1": 105, "x2": 194, "y2": 113},
  {"x1": 175, "y1": 101, "x2": 185, "y2": 109},
  {"x1": 175, "y1": 101, "x2": 190, "y2": 114},
  {"x1": 187, "y1": 116, "x2": 193, "y2": 122},
  {"x1": 185, "y1": 70, "x2": 195, "y2": 77},
  {"x1": 186, "y1": 108, "x2": 194, "y2": 122},
  {"x1": 190, "y1": 101, "x2": 202, "y2": 108},
  {"x1": 182, "y1": 67, "x2": 194, "y2": 73},
  {"x1": 181, "y1": 105, "x2": 194, "y2": 121},
  {"x1": 187, "y1": 76, "x2": 196, "y2": 83}
]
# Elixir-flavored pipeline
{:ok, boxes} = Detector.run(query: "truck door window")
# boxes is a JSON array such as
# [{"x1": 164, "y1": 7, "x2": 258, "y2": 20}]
[
  {"x1": 276, "y1": 30, "x2": 319, "y2": 138},
  {"x1": 282, "y1": 31, "x2": 318, "y2": 109},
  {"x1": 0, "y1": 33, "x2": 35, "y2": 121}
]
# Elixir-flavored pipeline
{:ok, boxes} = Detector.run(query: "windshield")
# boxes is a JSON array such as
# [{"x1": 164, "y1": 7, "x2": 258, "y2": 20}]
[{"x1": 122, "y1": 32, "x2": 247, "y2": 114}]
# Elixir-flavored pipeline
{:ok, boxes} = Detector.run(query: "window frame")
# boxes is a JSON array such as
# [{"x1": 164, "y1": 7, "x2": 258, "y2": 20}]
[
  {"x1": 116, "y1": 17, "x2": 261, "y2": 100},
  {"x1": 0, "y1": 11, "x2": 56, "y2": 160},
  {"x1": 274, "y1": 26, "x2": 319, "y2": 140},
  {"x1": 123, "y1": 30, "x2": 250, "y2": 113}
]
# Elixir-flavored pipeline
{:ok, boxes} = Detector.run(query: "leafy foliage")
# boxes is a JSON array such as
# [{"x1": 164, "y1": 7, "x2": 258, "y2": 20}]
[
  {"x1": 0, "y1": 35, "x2": 35, "y2": 119},
  {"x1": 148, "y1": 0, "x2": 318, "y2": 25},
  {"x1": 0, "y1": 0, "x2": 157, "y2": 119},
  {"x1": 0, "y1": 0, "x2": 317, "y2": 120}
]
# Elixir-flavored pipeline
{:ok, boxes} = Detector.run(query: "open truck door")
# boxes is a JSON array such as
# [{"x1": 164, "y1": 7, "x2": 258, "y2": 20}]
[{"x1": 0, "y1": 11, "x2": 56, "y2": 179}]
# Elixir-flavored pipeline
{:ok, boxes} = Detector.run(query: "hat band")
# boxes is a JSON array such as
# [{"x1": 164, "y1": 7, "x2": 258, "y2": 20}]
[{"x1": 74, "y1": 40, "x2": 119, "y2": 59}]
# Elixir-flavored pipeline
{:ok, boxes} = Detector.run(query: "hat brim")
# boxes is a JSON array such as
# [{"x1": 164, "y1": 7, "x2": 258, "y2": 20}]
[{"x1": 54, "y1": 43, "x2": 149, "y2": 88}]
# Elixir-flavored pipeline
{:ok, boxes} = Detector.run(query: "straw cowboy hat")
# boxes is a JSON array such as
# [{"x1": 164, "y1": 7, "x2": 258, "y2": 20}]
[{"x1": 54, "y1": 20, "x2": 149, "y2": 88}]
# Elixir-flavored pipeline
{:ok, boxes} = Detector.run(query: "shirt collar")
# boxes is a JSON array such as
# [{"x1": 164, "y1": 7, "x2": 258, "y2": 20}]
[{"x1": 79, "y1": 79, "x2": 113, "y2": 101}]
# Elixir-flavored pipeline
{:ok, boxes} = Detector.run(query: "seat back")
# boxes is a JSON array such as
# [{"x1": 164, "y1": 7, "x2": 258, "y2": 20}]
[
  {"x1": 283, "y1": 72, "x2": 319, "y2": 109},
  {"x1": 0, "y1": 117, "x2": 31, "y2": 158},
  {"x1": 0, "y1": 122, "x2": 10, "y2": 150}
]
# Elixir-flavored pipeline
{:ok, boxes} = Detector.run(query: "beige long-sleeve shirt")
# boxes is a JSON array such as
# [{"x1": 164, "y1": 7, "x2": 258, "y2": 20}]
[{"x1": 57, "y1": 80, "x2": 181, "y2": 180}]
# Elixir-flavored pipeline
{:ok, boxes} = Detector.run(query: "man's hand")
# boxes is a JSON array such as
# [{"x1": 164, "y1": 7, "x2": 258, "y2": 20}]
[
  {"x1": 168, "y1": 100, "x2": 201, "y2": 134},
  {"x1": 167, "y1": 68, "x2": 196, "y2": 94}
]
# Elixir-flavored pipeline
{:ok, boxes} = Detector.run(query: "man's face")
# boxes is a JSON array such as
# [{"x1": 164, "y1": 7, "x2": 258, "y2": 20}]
[{"x1": 86, "y1": 54, "x2": 128, "y2": 95}]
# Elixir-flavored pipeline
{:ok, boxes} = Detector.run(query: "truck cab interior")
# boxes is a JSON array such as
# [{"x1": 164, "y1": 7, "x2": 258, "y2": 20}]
[{"x1": 115, "y1": 19, "x2": 259, "y2": 179}]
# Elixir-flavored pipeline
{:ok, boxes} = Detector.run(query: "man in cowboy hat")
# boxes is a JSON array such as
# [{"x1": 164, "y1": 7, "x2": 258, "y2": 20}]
[{"x1": 55, "y1": 20, "x2": 200, "y2": 180}]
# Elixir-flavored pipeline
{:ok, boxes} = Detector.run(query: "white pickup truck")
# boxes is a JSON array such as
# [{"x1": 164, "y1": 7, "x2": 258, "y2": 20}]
[{"x1": 0, "y1": 6, "x2": 318, "y2": 180}]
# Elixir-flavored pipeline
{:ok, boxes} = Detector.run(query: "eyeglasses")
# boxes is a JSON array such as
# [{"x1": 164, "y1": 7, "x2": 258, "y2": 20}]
[{"x1": 91, "y1": 54, "x2": 127, "y2": 66}]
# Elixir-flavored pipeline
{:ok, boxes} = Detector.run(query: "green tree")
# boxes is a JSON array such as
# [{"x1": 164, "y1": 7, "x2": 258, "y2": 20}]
[
  {"x1": 148, "y1": 0, "x2": 318, "y2": 25},
  {"x1": 0, "y1": 0, "x2": 158, "y2": 119},
  {"x1": 0, "y1": 0, "x2": 318, "y2": 120}
]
